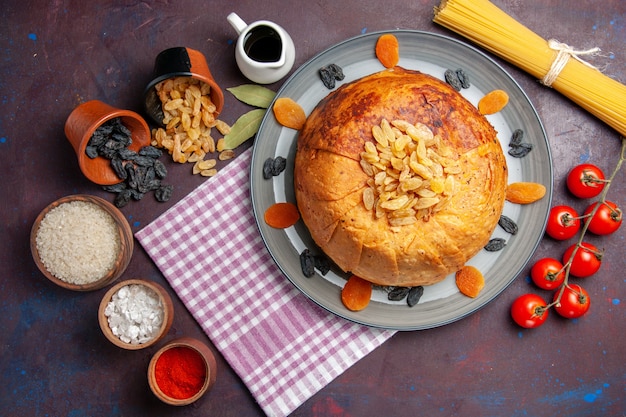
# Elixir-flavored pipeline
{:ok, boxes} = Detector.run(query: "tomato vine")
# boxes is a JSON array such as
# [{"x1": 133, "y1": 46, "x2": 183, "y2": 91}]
[{"x1": 511, "y1": 136, "x2": 625, "y2": 328}]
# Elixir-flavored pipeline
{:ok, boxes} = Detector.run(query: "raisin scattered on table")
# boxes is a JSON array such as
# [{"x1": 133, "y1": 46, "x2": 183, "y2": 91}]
[
  {"x1": 484, "y1": 238, "x2": 506, "y2": 252},
  {"x1": 155, "y1": 184, "x2": 173, "y2": 202},
  {"x1": 153, "y1": 160, "x2": 167, "y2": 179}
]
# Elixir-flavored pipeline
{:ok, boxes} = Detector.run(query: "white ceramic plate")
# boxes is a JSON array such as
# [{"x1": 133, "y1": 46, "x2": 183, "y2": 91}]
[{"x1": 250, "y1": 30, "x2": 552, "y2": 330}]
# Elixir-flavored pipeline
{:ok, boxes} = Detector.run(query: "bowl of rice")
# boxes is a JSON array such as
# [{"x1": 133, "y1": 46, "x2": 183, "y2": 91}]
[
  {"x1": 30, "y1": 194, "x2": 134, "y2": 291},
  {"x1": 98, "y1": 278, "x2": 174, "y2": 350}
]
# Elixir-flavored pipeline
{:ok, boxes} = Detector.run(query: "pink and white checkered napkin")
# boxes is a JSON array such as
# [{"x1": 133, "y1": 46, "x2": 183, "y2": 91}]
[{"x1": 135, "y1": 147, "x2": 395, "y2": 417}]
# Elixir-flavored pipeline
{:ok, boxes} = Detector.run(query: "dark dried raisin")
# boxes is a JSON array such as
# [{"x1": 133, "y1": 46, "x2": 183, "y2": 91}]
[
  {"x1": 111, "y1": 158, "x2": 127, "y2": 180},
  {"x1": 300, "y1": 249, "x2": 316, "y2": 278},
  {"x1": 117, "y1": 148, "x2": 137, "y2": 160},
  {"x1": 114, "y1": 189, "x2": 132, "y2": 208},
  {"x1": 85, "y1": 145, "x2": 99, "y2": 159},
  {"x1": 262, "y1": 158, "x2": 274, "y2": 179},
  {"x1": 271, "y1": 156, "x2": 286, "y2": 175},
  {"x1": 508, "y1": 142, "x2": 533, "y2": 158},
  {"x1": 509, "y1": 129, "x2": 524, "y2": 147},
  {"x1": 319, "y1": 67, "x2": 335, "y2": 89},
  {"x1": 407, "y1": 286, "x2": 424, "y2": 307},
  {"x1": 155, "y1": 184, "x2": 173, "y2": 202},
  {"x1": 133, "y1": 155, "x2": 155, "y2": 167},
  {"x1": 139, "y1": 145, "x2": 162, "y2": 159},
  {"x1": 153, "y1": 160, "x2": 167, "y2": 179},
  {"x1": 484, "y1": 238, "x2": 506, "y2": 252},
  {"x1": 328, "y1": 63, "x2": 344, "y2": 80},
  {"x1": 456, "y1": 68, "x2": 470, "y2": 89},
  {"x1": 498, "y1": 215, "x2": 519, "y2": 235},
  {"x1": 263, "y1": 156, "x2": 287, "y2": 179},
  {"x1": 444, "y1": 69, "x2": 462, "y2": 91},
  {"x1": 124, "y1": 164, "x2": 136, "y2": 189},
  {"x1": 388, "y1": 286, "x2": 410, "y2": 301},
  {"x1": 102, "y1": 183, "x2": 127, "y2": 193},
  {"x1": 314, "y1": 254, "x2": 331, "y2": 276},
  {"x1": 319, "y1": 63, "x2": 345, "y2": 89},
  {"x1": 130, "y1": 189, "x2": 144, "y2": 201}
]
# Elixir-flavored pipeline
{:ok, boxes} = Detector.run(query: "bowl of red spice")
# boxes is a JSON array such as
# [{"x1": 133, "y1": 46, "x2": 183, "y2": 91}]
[
  {"x1": 30, "y1": 194, "x2": 134, "y2": 291},
  {"x1": 148, "y1": 337, "x2": 217, "y2": 406},
  {"x1": 98, "y1": 278, "x2": 174, "y2": 350}
]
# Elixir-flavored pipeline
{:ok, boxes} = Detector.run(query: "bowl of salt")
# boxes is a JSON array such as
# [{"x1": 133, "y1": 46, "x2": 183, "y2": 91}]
[{"x1": 98, "y1": 278, "x2": 174, "y2": 350}]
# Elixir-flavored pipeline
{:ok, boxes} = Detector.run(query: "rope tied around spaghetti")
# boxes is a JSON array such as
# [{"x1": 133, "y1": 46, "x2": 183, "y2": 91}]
[{"x1": 540, "y1": 39, "x2": 602, "y2": 87}]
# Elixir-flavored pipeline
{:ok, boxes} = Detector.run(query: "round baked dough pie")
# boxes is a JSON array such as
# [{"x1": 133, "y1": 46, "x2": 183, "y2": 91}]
[{"x1": 294, "y1": 67, "x2": 508, "y2": 287}]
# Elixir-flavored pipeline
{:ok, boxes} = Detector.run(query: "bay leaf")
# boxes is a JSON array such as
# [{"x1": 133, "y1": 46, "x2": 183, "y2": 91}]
[
  {"x1": 222, "y1": 108, "x2": 267, "y2": 150},
  {"x1": 227, "y1": 84, "x2": 276, "y2": 109}
]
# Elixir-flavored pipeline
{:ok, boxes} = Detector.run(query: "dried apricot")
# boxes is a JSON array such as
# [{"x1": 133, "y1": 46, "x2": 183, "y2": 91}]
[
  {"x1": 272, "y1": 97, "x2": 306, "y2": 130},
  {"x1": 478, "y1": 89, "x2": 509, "y2": 115},
  {"x1": 505, "y1": 182, "x2": 546, "y2": 204},
  {"x1": 455, "y1": 265, "x2": 485, "y2": 298},
  {"x1": 375, "y1": 34, "x2": 400, "y2": 68},
  {"x1": 264, "y1": 202, "x2": 300, "y2": 228},
  {"x1": 341, "y1": 275, "x2": 373, "y2": 311}
]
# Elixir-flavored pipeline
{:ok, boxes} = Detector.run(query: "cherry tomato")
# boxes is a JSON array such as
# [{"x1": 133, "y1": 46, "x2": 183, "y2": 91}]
[
  {"x1": 566, "y1": 164, "x2": 605, "y2": 198},
  {"x1": 510, "y1": 293, "x2": 549, "y2": 328},
  {"x1": 583, "y1": 201, "x2": 622, "y2": 235},
  {"x1": 553, "y1": 284, "x2": 590, "y2": 319},
  {"x1": 545, "y1": 205, "x2": 581, "y2": 240},
  {"x1": 563, "y1": 242, "x2": 602, "y2": 278},
  {"x1": 530, "y1": 258, "x2": 566, "y2": 290}
]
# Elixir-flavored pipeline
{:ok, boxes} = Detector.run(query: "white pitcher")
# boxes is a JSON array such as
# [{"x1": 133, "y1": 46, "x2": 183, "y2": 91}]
[{"x1": 227, "y1": 12, "x2": 296, "y2": 84}]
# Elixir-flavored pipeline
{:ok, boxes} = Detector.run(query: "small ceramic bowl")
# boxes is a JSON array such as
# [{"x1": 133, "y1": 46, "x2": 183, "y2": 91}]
[
  {"x1": 64, "y1": 100, "x2": 151, "y2": 185},
  {"x1": 143, "y1": 47, "x2": 224, "y2": 126},
  {"x1": 98, "y1": 279, "x2": 174, "y2": 350},
  {"x1": 30, "y1": 194, "x2": 133, "y2": 291},
  {"x1": 148, "y1": 337, "x2": 217, "y2": 406}
]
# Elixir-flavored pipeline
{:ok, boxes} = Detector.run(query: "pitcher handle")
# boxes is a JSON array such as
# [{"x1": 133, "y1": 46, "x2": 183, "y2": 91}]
[{"x1": 227, "y1": 12, "x2": 248, "y2": 35}]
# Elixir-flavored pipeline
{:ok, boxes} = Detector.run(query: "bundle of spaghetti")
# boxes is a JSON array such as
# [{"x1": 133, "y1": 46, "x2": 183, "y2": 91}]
[{"x1": 433, "y1": 0, "x2": 626, "y2": 138}]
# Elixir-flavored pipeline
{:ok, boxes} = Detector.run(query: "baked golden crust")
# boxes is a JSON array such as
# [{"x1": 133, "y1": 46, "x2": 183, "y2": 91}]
[{"x1": 294, "y1": 67, "x2": 507, "y2": 287}]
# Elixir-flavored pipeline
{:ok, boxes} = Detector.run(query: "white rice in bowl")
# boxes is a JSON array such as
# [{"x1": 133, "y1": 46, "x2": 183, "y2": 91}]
[{"x1": 35, "y1": 200, "x2": 121, "y2": 285}]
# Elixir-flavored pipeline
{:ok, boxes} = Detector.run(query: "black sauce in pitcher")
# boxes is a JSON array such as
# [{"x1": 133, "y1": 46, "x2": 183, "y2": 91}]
[{"x1": 244, "y1": 26, "x2": 283, "y2": 62}]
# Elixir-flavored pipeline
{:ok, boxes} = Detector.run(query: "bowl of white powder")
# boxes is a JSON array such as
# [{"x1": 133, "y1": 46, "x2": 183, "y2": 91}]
[
  {"x1": 98, "y1": 278, "x2": 174, "y2": 350},
  {"x1": 30, "y1": 194, "x2": 134, "y2": 291}
]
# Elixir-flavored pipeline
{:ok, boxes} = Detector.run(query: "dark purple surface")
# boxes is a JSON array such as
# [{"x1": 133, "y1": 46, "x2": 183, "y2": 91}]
[{"x1": 1, "y1": 1, "x2": 624, "y2": 416}]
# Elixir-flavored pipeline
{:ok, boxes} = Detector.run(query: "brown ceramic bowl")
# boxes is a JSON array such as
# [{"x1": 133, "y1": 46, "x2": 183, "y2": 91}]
[
  {"x1": 143, "y1": 47, "x2": 224, "y2": 126},
  {"x1": 148, "y1": 337, "x2": 217, "y2": 406},
  {"x1": 98, "y1": 278, "x2": 174, "y2": 350},
  {"x1": 64, "y1": 100, "x2": 151, "y2": 185},
  {"x1": 30, "y1": 194, "x2": 133, "y2": 291}
]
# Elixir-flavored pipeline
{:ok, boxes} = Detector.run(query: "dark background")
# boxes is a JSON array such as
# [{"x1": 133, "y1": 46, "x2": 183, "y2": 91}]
[{"x1": 1, "y1": 1, "x2": 624, "y2": 416}]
